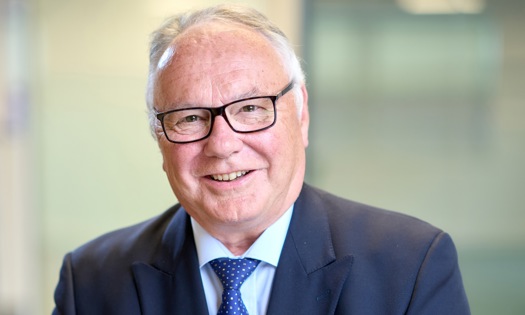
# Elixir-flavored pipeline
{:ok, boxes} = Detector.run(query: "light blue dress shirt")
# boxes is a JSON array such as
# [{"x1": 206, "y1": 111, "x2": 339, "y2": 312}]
[{"x1": 190, "y1": 205, "x2": 294, "y2": 315}]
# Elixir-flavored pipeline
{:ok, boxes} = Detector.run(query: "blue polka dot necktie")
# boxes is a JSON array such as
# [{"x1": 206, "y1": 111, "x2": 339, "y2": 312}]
[{"x1": 210, "y1": 258, "x2": 260, "y2": 315}]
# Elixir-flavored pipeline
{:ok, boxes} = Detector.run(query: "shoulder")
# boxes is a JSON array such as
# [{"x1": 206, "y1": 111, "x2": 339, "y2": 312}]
[
  {"x1": 299, "y1": 183, "x2": 439, "y2": 232},
  {"x1": 298, "y1": 184, "x2": 446, "y2": 257},
  {"x1": 53, "y1": 205, "x2": 190, "y2": 313},
  {"x1": 69, "y1": 204, "x2": 185, "y2": 268}
]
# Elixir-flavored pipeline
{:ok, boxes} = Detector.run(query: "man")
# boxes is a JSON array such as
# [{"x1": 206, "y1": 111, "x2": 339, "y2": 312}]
[{"x1": 53, "y1": 4, "x2": 470, "y2": 315}]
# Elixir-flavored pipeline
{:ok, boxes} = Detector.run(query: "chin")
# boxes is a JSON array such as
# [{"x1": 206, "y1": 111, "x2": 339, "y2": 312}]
[{"x1": 213, "y1": 205, "x2": 262, "y2": 223}]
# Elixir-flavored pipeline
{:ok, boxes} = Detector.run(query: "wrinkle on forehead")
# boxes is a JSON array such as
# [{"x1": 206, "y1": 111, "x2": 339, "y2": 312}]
[
  {"x1": 154, "y1": 21, "x2": 287, "y2": 110},
  {"x1": 160, "y1": 21, "x2": 277, "y2": 70}
]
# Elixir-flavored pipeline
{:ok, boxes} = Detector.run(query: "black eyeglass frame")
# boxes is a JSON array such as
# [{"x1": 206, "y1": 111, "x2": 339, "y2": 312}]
[{"x1": 155, "y1": 81, "x2": 295, "y2": 144}]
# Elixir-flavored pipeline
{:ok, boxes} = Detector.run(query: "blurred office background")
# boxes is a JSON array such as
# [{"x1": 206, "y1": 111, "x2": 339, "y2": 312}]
[{"x1": 1, "y1": 0, "x2": 524, "y2": 313}]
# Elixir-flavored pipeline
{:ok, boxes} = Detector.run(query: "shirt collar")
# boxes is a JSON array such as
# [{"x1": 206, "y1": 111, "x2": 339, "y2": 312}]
[{"x1": 190, "y1": 204, "x2": 294, "y2": 268}]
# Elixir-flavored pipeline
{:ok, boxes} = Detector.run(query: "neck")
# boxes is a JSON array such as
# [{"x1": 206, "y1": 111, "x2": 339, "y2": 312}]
[
  {"x1": 218, "y1": 234, "x2": 261, "y2": 256},
  {"x1": 197, "y1": 218, "x2": 271, "y2": 256}
]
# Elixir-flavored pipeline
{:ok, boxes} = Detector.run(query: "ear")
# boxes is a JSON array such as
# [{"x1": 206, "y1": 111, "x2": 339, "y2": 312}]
[{"x1": 299, "y1": 84, "x2": 310, "y2": 148}]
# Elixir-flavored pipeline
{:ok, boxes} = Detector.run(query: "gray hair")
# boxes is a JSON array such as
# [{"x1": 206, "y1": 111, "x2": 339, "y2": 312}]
[{"x1": 146, "y1": 4, "x2": 306, "y2": 135}]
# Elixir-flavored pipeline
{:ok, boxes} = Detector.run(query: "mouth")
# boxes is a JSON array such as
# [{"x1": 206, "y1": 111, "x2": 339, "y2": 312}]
[{"x1": 209, "y1": 170, "x2": 250, "y2": 182}]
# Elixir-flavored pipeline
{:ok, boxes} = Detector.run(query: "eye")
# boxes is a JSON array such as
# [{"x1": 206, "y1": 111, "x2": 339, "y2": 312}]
[
  {"x1": 182, "y1": 115, "x2": 200, "y2": 123},
  {"x1": 240, "y1": 105, "x2": 259, "y2": 112},
  {"x1": 163, "y1": 111, "x2": 208, "y2": 130}
]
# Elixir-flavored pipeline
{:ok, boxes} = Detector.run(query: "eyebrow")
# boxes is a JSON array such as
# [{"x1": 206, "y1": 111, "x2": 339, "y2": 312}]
[
  {"x1": 159, "y1": 86, "x2": 265, "y2": 112},
  {"x1": 233, "y1": 86, "x2": 262, "y2": 100}
]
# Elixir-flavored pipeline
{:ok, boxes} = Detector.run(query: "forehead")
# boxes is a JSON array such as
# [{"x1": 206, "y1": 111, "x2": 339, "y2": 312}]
[
  {"x1": 174, "y1": 22, "x2": 273, "y2": 59},
  {"x1": 154, "y1": 22, "x2": 287, "y2": 108}
]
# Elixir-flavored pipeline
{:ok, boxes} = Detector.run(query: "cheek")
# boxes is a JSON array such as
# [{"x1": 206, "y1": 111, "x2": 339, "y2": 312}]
[
  {"x1": 257, "y1": 117, "x2": 303, "y2": 165},
  {"x1": 279, "y1": 114, "x2": 305, "y2": 150},
  {"x1": 161, "y1": 152, "x2": 179, "y2": 183},
  {"x1": 159, "y1": 142, "x2": 191, "y2": 178}
]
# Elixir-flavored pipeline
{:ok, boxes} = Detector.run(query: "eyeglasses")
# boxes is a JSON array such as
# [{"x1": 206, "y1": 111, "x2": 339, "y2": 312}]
[{"x1": 156, "y1": 81, "x2": 295, "y2": 144}]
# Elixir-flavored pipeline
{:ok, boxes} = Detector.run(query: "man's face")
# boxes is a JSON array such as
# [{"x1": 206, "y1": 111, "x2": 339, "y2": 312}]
[{"x1": 153, "y1": 22, "x2": 309, "y2": 236}]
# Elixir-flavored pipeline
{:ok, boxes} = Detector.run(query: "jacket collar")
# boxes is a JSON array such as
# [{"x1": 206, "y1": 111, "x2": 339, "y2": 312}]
[
  {"x1": 131, "y1": 207, "x2": 209, "y2": 315},
  {"x1": 267, "y1": 184, "x2": 354, "y2": 314}
]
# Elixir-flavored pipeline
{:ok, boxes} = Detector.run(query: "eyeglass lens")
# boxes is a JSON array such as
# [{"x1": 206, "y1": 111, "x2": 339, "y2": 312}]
[{"x1": 161, "y1": 96, "x2": 276, "y2": 143}]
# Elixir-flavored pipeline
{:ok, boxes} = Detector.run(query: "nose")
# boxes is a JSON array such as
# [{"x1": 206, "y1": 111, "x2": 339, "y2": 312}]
[{"x1": 203, "y1": 116, "x2": 243, "y2": 158}]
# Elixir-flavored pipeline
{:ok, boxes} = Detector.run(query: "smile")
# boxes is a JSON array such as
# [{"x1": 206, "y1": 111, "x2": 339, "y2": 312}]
[{"x1": 210, "y1": 171, "x2": 249, "y2": 182}]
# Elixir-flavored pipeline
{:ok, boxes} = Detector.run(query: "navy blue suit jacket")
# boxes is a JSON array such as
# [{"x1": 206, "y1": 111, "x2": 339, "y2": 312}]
[{"x1": 53, "y1": 184, "x2": 470, "y2": 314}]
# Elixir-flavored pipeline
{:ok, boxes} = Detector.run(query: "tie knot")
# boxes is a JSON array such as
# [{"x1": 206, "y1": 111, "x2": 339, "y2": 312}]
[{"x1": 210, "y1": 258, "x2": 260, "y2": 290}]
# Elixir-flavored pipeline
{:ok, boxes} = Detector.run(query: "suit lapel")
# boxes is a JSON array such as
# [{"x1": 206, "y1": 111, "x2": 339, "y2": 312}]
[
  {"x1": 132, "y1": 208, "x2": 209, "y2": 315},
  {"x1": 267, "y1": 185, "x2": 354, "y2": 314}
]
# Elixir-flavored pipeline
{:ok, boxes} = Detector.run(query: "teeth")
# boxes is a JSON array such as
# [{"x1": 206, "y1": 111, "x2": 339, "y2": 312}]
[{"x1": 211, "y1": 171, "x2": 248, "y2": 181}]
